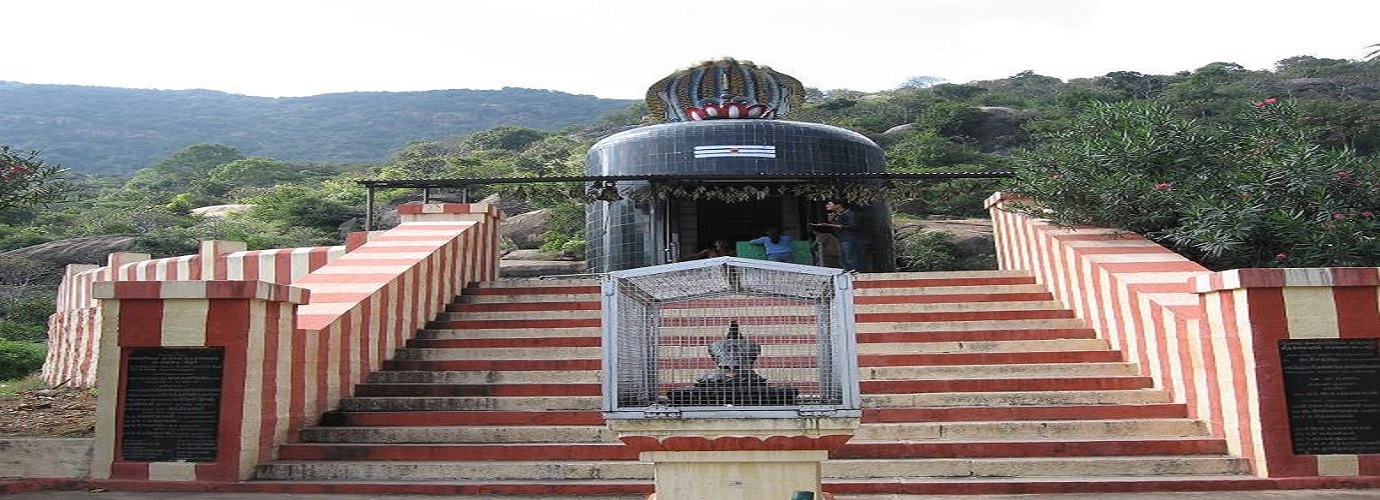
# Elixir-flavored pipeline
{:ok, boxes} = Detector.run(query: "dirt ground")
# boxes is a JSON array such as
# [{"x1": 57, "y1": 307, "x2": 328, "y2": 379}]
[{"x1": 0, "y1": 386, "x2": 97, "y2": 437}]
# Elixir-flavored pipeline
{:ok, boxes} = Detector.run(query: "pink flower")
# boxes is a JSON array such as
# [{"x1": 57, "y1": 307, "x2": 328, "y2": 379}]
[
  {"x1": 1253, "y1": 98, "x2": 1278, "y2": 108},
  {"x1": 1240, "y1": 192, "x2": 1251, "y2": 199},
  {"x1": 1334, "y1": 212, "x2": 1347, "y2": 220},
  {"x1": 1153, "y1": 182, "x2": 1172, "y2": 191},
  {"x1": 1275, "y1": 253, "x2": 1288, "y2": 260},
  {"x1": 1338, "y1": 171, "x2": 1353, "y2": 179},
  {"x1": 1322, "y1": 222, "x2": 1336, "y2": 230},
  {"x1": 1363, "y1": 211, "x2": 1375, "y2": 218}
]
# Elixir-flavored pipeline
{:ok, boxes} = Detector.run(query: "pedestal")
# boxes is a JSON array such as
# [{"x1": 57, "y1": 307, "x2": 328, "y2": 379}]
[{"x1": 609, "y1": 417, "x2": 858, "y2": 500}]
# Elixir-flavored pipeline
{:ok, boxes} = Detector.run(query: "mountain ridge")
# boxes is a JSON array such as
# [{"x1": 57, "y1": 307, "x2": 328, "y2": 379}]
[{"x1": 0, "y1": 81, "x2": 637, "y2": 174}]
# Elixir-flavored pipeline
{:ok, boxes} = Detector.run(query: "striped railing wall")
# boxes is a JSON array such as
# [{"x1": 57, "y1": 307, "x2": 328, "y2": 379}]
[
  {"x1": 987, "y1": 192, "x2": 1380, "y2": 479},
  {"x1": 86, "y1": 203, "x2": 500, "y2": 482},
  {"x1": 43, "y1": 242, "x2": 348, "y2": 388}
]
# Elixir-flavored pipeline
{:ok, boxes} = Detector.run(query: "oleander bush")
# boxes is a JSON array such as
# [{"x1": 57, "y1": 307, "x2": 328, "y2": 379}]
[{"x1": 1008, "y1": 98, "x2": 1380, "y2": 270}]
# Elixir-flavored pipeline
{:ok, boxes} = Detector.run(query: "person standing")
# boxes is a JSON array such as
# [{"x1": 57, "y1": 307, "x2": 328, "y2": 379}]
[
  {"x1": 746, "y1": 228, "x2": 794, "y2": 262},
  {"x1": 810, "y1": 199, "x2": 869, "y2": 272}
]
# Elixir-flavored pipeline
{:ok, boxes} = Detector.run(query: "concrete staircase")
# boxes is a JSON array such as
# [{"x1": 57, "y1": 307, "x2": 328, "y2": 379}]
[{"x1": 253, "y1": 270, "x2": 1261, "y2": 495}]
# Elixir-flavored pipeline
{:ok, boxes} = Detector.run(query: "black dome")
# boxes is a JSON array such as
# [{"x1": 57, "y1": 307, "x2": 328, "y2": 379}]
[{"x1": 587, "y1": 120, "x2": 884, "y2": 177}]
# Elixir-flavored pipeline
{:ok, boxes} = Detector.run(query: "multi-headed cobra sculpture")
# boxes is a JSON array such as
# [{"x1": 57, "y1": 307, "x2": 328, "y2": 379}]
[{"x1": 645, "y1": 58, "x2": 806, "y2": 123}]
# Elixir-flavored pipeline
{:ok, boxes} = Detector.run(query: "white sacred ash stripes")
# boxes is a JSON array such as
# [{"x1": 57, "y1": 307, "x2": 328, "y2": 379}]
[{"x1": 693, "y1": 145, "x2": 776, "y2": 158}]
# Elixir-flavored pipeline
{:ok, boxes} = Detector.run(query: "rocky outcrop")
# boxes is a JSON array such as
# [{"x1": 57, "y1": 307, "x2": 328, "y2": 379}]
[
  {"x1": 190, "y1": 204, "x2": 253, "y2": 218},
  {"x1": 0, "y1": 235, "x2": 138, "y2": 268},
  {"x1": 893, "y1": 217, "x2": 996, "y2": 261},
  {"x1": 500, "y1": 209, "x2": 553, "y2": 250}
]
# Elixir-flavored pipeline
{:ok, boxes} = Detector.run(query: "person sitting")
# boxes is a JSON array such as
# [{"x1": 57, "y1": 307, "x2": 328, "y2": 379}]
[{"x1": 746, "y1": 228, "x2": 794, "y2": 262}]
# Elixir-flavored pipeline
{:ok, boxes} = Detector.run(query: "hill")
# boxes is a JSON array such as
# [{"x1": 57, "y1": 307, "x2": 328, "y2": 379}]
[{"x1": 0, "y1": 81, "x2": 636, "y2": 173}]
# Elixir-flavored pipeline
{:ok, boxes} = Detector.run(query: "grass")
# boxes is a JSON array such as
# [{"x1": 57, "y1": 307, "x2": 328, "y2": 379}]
[{"x1": 0, "y1": 372, "x2": 52, "y2": 397}]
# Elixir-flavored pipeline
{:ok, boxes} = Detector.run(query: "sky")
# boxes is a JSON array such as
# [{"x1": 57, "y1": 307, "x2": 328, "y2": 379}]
[{"x1": 6, "y1": 0, "x2": 1378, "y2": 100}]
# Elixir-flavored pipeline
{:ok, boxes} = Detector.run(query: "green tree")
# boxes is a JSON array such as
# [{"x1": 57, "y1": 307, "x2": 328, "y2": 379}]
[
  {"x1": 1009, "y1": 99, "x2": 1380, "y2": 270},
  {"x1": 123, "y1": 144, "x2": 244, "y2": 196},
  {"x1": 0, "y1": 146, "x2": 73, "y2": 214}
]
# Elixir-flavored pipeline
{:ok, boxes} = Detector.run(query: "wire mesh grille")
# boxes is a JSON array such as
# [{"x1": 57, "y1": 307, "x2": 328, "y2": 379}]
[{"x1": 603, "y1": 257, "x2": 858, "y2": 418}]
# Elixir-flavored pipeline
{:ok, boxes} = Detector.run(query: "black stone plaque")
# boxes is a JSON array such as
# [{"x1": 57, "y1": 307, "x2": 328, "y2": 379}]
[
  {"x1": 120, "y1": 347, "x2": 225, "y2": 462},
  {"x1": 1279, "y1": 338, "x2": 1380, "y2": 455}
]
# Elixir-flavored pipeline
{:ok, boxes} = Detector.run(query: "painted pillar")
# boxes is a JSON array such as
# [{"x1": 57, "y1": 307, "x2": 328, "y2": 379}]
[
  {"x1": 1193, "y1": 268, "x2": 1380, "y2": 478},
  {"x1": 91, "y1": 280, "x2": 307, "y2": 482}
]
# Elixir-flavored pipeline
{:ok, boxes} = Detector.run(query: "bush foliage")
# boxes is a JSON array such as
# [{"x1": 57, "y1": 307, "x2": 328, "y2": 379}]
[
  {"x1": 0, "y1": 339, "x2": 45, "y2": 381},
  {"x1": 1008, "y1": 99, "x2": 1380, "y2": 270}
]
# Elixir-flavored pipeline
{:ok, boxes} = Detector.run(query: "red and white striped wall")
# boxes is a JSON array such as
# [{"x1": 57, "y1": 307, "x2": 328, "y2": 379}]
[
  {"x1": 44, "y1": 242, "x2": 346, "y2": 388},
  {"x1": 988, "y1": 192, "x2": 1380, "y2": 479},
  {"x1": 77, "y1": 203, "x2": 499, "y2": 482}
]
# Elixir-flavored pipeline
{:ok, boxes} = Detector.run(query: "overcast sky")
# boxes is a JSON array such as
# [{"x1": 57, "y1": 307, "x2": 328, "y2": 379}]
[{"x1": 6, "y1": 0, "x2": 1377, "y2": 100}]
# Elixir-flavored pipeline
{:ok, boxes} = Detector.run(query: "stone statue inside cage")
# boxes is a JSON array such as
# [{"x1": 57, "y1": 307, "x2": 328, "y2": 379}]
[{"x1": 666, "y1": 320, "x2": 799, "y2": 406}]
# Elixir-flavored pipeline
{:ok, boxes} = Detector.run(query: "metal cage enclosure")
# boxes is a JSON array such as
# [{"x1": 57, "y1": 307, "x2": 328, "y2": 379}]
[{"x1": 601, "y1": 257, "x2": 861, "y2": 419}]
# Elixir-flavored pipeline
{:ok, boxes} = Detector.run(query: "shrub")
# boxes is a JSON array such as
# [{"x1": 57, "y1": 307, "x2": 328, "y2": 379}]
[
  {"x1": 0, "y1": 339, "x2": 45, "y2": 381},
  {"x1": 1008, "y1": 99, "x2": 1380, "y2": 270},
  {"x1": 894, "y1": 230, "x2": 995, "y2": 272}
]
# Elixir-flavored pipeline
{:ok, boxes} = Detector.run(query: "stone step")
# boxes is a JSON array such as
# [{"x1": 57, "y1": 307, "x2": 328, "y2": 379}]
[
  {"x1": 394, "y1": 338, "x2": 1111, "y2": 361},
  {"x1": 337, "y1": 396, "x2": 601, "y2": 412},
  {"x1": 859, "y1": 349, "x2": 1122, "y2": 366},
  {"x1": 468, "y1": 279, "x2": 598, "y2": 290},
  {"x1": 352, "y1": 373, "x2": 1152, "y2": 398},
  {"x1": 392, "y1": 346, "x2": 603, "y2": 361},
  {"x1": 854, "y1": 300, "x2": 1068, "y2": 314},
  {"x1": 856, "y1": 317, "x2": 1089, "y2": 332},
  {"x1": 255, "y1": 460, "x2": 651, "y2": 481},
  {"x1": 258, "y1": 455, "x2": 1249, "y2": 482},
  {"x1": 852, "y1": 418, "x2": 1210, "y2": 441},
  {"x1": 353, "y1": 383, "x2": 601, "y2": 397},
  {"x1": 382, "y1": 358, "x2": 601, "y2": 371},
  {"x1": 862, "y1": 403, "x2": 1192, "y2": 423},
  {"x1": 415, "y1": 327, "x2": 602, "y2": 339},
  {"x1": 823, "y1": 456, "x2": 1250, "y2": 478},
  {"x1": 859, "y1": 376, "x2": 1152, "y2": 393},
  {"x1": 852, "y1": 283, "x2": 1052, "y2": 302},
  {"x1": 456, "y1": 293, "x2": 601, "y2": 304},
  {"x1": 432, "y1": 302, "x2": 1079, "y2": 323},
  {"x1": 826, "y1": 475, "x2": 1269, "y2": 496},
  {"x1": 426, "y1": 317, "x2": 601, "y2": 329},
  {"x1": 406, "y1": 336, "x2": 603, "y2": 348},
  {"x1": 367, "y1": 370, "x2": 602, "y2": 384},
  {"x1": 318, "y1": 410, "x2": 606, "y2": 427},
  {"x1": 299, "y1": 425, "x2": 615, "y2": 443},
  {"x1": 277, "y1": 442, "x2": 638, "y2": 461},
  {"x1": 858, "y1": 338, "x2": 1109, "y2": 354},
  {"x1": 863, "y1": 389, "x2": 1172, "y2": 407},
  {"x1": 853, "y1": 270, "x2": 1037, "y2": 287},
  {"x1": 302, "y1": 418, "x2": 1209, "y2": 444},
  {"x1": 835, "y1": 437, "x2": 1228, "y2": 458},
  {"x1": 364, "y1": 362, "x2": 1139, "y2": 385},
  {"x1": 862, "y1": 362, "x2": 1139, "y2": 379},
  {"x1": 448, "y1": 299, "x2": 601, "y2": 312},
  {"x1": 857, "y1": 328, "x2": 1097, "y2": 342},
  {"x1": 435, "y1": 309, "x2": 603, "y2": 321}
]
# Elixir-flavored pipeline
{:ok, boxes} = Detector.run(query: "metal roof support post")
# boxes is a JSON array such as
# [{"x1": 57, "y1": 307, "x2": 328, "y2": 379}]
[{"x1": 364, "y1": 186, "x2": 375, "y2": 231}]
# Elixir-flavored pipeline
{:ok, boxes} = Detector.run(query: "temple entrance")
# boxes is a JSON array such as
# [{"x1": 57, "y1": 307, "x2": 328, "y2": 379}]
[{"x1": 674, "y1": 195, "x2": 820, "y2": 261}]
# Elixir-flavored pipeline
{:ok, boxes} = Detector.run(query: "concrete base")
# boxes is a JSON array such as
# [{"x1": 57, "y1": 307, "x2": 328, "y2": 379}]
[
  {"x1": 608, "y1": 418, "x2": 859, "y2": 500},
  {"x1": 0, "y1": 438, "x2": 93, "y2": 478},
  {"x1": 643, "y1": 449, "x2": 826, "y2": 500}
]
